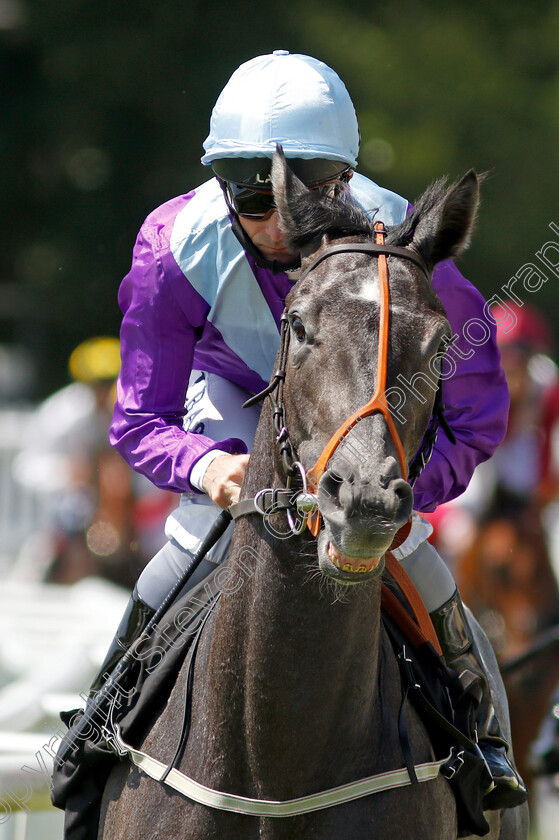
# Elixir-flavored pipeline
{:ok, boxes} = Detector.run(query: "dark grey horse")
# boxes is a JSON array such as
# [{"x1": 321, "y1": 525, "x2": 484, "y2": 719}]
[{"x1": 99, "y1": 153, "x2": 528, "y2": 840}]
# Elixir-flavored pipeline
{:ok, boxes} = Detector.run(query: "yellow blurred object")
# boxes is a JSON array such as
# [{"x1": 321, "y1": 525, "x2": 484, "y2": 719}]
[{"x1": 69, "y1": 337, "x2": 121, "y2": 383}]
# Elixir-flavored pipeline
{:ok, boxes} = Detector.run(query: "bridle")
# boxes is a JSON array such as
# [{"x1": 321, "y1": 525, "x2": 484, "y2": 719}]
[
  {"x1": 237, "y1": 222, "x2": 455, "y2": 537},
  {"x1": 303, "y1": 222, "x2": 427, "y2": 534}
]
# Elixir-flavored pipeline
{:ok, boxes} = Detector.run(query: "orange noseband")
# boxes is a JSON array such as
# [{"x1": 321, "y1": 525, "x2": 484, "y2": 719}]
[{"x1": 306, "y1": 222, "x2": 412, "y2": 537}]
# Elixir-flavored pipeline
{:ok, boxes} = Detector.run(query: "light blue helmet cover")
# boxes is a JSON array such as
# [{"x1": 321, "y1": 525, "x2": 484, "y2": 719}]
[{"x1": 201, "y1": 51, "x2": 360, "y2": 168}]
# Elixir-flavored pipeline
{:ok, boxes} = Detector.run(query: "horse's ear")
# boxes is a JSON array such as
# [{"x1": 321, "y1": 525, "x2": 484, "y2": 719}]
[
  {"x1": 430, "y1": 170, "x2": 480, "y2": 263},
  {"x1": 271, "y1": 145, "x2": 323, "y2": 255},
  {"x1": 395, "y1": 170, "x2": 482, "y2": 268}
]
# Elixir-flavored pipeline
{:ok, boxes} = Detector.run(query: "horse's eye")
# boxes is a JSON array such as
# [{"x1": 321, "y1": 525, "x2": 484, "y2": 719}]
[
  {"x1": 292, "y1": 320, "x2": 306, "y2": 342},
  {"x1": 292, "y1": 319, "x2": 306, "y2": 343}
]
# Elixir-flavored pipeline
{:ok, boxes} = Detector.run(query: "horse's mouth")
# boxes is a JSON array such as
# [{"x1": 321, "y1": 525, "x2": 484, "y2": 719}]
[{"x1": 317, "y1": 535, "x2": 385, "y2": 584}]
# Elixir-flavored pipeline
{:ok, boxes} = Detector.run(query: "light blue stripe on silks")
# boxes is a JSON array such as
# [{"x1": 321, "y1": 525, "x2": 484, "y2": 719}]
[{"x1": 170, "y1": 179, "x2": 280, "y2": 385}]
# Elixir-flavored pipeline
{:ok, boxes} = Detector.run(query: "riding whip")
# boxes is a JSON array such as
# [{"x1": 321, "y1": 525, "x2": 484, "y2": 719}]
[{"x1": 55, "y1": 508, "x2": 233, "y2": 766}]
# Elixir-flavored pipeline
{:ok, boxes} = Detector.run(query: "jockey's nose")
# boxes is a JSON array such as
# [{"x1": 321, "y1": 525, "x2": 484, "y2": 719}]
[{"x1": 262, "y1": 211, "x2": 284, "y2": 243}]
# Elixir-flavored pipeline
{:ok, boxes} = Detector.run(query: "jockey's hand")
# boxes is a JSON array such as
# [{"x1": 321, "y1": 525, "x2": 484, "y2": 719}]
[{"x1": 202, "y1": 453, "x2": 250, "y2": 509}]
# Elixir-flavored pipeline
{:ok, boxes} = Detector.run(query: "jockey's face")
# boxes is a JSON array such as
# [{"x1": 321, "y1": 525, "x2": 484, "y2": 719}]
[
  {"x1": 235, "y1": 171, "x2": 352, "y2": 265},
  {"x1": 238, "y1": 211, "x2": 299, "y2": 264}
]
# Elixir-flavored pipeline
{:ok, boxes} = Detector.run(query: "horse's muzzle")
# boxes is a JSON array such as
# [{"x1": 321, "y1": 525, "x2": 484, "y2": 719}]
[{"x1": 315, "y1": 463, "x2": 413, "y2": 582}]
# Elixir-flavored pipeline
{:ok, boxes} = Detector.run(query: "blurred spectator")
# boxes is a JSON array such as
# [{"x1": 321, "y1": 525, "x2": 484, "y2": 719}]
[
  {"x1": 12, "y1": 337, "x2": 174, "y2": 587},
  {"x1": 529, "y1": 681, "x2": 559, "y2": 780},
  {"x1": 427, "y1": 301, "x2": 559, "y2": 575}
]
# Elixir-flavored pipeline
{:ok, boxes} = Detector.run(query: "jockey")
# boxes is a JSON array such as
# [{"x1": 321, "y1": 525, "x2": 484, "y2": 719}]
[{"x1": 96, "y1": 51, "x2": 526, "y2": 808}]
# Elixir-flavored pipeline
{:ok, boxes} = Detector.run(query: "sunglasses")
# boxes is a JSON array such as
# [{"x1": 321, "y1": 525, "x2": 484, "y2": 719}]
[
  {"x1": 223, "y1": 170, "x2": 351, "y2": 219},
  {"x1": 224, "y1": 183, "x2": 277, "y2": 218}
]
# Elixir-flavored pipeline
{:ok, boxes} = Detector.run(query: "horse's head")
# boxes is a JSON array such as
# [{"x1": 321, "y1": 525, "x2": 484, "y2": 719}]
[{"x1": 271, "y1": 146, "x2": 480, "y2": 584}]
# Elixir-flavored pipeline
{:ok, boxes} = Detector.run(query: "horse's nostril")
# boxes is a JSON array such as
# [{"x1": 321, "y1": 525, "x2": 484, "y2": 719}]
[
  {"x1": 319, "y1": 467, "x2": 413, "y2": 525},
  {"x1": 320, "y1": 469, "x2": 342, "y2": 497},
  {"x1": 391, "y1": 478, "x2": 413, "y2": 520},
  {"x1": 392, "y1": 478, "x2": 412, "y2": 501}
]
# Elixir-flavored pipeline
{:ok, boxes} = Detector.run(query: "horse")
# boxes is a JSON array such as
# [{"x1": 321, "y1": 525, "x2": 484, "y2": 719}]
[
  {"x1": 455, "y1": 498, "x2": 559, "y2": 792},
  {"x1": 98, "y1": 150, "x2": 528, "y2": 840}
]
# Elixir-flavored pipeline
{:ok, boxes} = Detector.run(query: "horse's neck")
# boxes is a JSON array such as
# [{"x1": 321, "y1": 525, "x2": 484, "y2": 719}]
[{"x1": 195, "y1": 404, "x2": 388, "y2": 793}]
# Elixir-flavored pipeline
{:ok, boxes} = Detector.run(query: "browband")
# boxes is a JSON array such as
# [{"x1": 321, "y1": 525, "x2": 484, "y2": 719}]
[{"x1": 298, "y1": 242, "x2": 430, "y2": 284}]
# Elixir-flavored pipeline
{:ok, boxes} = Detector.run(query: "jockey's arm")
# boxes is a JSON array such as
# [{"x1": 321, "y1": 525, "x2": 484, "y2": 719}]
[{"x1": 109, "y1": 205, "x2": 247, "y2": 494}]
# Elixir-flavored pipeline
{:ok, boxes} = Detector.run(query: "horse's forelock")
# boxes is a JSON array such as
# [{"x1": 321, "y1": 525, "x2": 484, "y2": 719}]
[
  {"x1": 278, "y1": 189, "x2": 375, "y2": 254},
  {"x1": 293, "y1": 197, "x2": 374, "y2": 250}
]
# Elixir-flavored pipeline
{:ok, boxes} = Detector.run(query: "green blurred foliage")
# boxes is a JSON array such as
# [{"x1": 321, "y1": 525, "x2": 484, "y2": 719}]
[{"x1": 2, "y1": 0, "x2": 559, "y2": 398}]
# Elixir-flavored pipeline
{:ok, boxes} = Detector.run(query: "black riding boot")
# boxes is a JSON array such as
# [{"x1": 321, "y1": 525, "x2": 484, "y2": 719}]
[
  {"x1": 430, "y1": 589, "x2": 528, "y2": 810},
  {"x1": 89, "y1": 586, "x2": 156, "y2": 696}
]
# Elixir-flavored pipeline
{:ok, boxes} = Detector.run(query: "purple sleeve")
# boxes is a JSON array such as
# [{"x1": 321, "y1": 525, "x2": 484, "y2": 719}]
[
  {"x1": 109, "y1": 197, "x2": 246, "y2": 494},
  {"x1": 412, "y1": 259, "x2": 510, "y2": 512}
]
